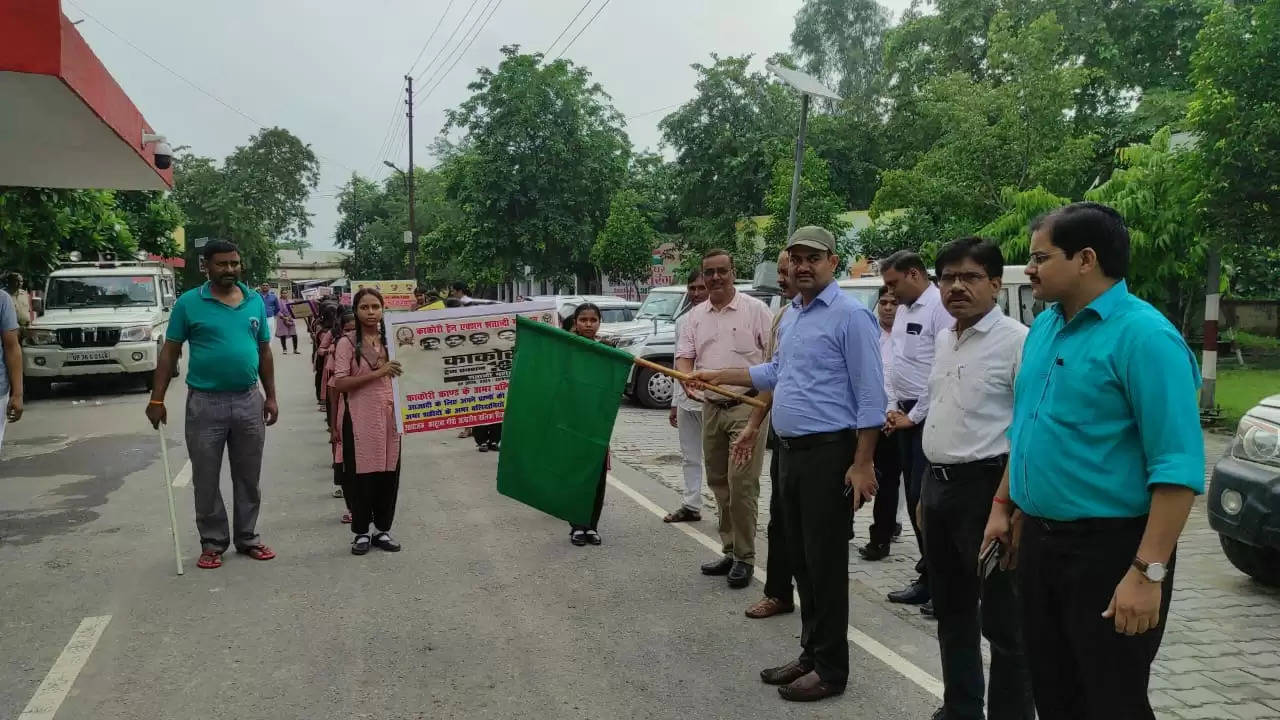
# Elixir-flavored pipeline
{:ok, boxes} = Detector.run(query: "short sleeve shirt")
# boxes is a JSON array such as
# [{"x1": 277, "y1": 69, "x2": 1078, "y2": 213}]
[
  {"x1": 0, "y1": 290, "x2": 18, "y2": 397},
  {"x1": 167, "y1": 282, "x2": 270, "y2": 392},
  {"x1": 675, "y1": 290, "x2": 772, "y2": 394}
]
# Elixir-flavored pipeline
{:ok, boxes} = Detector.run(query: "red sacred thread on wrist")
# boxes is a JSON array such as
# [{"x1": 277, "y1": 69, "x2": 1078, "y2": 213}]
[{"x1": 992, "y1": 496, "x2": 1011, "y2": 505}]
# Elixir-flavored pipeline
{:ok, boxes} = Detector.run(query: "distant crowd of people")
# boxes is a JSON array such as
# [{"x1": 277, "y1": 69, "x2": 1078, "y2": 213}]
[{"x1": 661, "y1": 203, "x2": 1203, "y2": 719}]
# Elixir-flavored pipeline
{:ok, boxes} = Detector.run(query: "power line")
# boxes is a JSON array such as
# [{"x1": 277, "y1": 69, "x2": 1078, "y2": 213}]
[
  {"x1": 405, "y1": 0, "x2": 459, "y2": 77},
  {"x1": 368, "y1": 78, "x2": 408, "y2": 176},
  {"x1": 417, "y1": 0, "x2": 503, "y2": 104},
  {"x1": 554, "y1": 0, "x2": 615, "y2": 60},
  {"x1": 412, "y1": 0, "x2": 486, "y2": 86},
  {"x1": 544, "y1": 0, "x2": 595, "y2": 57},
  {"x1": 626, "y1": 102, "x2": 682, "y2": 120},
  {"x1": 65, "y1": 0, "x2": 357, "y2": 176}
]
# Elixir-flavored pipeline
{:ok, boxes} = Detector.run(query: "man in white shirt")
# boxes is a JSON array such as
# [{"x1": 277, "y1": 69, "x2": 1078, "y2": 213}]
[
  {"x1": 664, "y1": 269, "x2": 710, "y2": 523},
  {"x1": 922, "y1": 237, "x2": 1033, "y2": 720},
  {"x1": 881, "y1": 250, "x2": 954, "y2": 606}
]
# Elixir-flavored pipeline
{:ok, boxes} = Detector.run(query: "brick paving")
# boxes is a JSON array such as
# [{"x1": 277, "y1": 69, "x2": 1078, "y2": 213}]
[{"x1": 610, "y1": 404, "x2": 1280, "y2": 719}]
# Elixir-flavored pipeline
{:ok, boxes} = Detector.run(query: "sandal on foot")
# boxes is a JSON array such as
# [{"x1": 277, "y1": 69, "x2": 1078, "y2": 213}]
[
  {"x1": 351, "y1": 534, "x2": 371, "y2": 555},
  {"x1": 332, "y1": 487, "x2": 344, "y2": 499},
  {"x1": 663, "y1": 506, "x2": 701, "y2": 523},
  {"x1": 340, "y1": 511, "x2": 352, "y2": 524},
  {"x1": 235, "y1": 544, "x2": 276, "y2": 561},
  {"x1": 372, "y1": 532, "x2": 401, "y2": 552},
  {"x1": 197, "y1": 550, "x2": 223, "y2": 569},
  {"x1": 585, "y1": 530, "x2": 602, "y2": 546},
  {"x1": 570, "y1": 529, "x2": 588, "y2": 546}
]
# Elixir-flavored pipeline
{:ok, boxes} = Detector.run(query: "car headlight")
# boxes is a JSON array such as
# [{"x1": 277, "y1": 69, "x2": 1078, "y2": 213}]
[
  {"x1": 1232, "y1": 416, "x2": 1280, "y2": 467},
  {"x1": 612, "y1": 335, "x2": 647, "y2": 349},
  {"x1": 22, "y1": 328, "x2": 57, "y2": 346},
  {"x1": 118, "y1": 325, "x2": 154, "y2": 342}
]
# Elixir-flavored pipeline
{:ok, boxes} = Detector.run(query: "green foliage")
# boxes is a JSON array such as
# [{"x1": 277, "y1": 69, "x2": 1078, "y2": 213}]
[
  {"x1": 0, "y1": 187, "x2": 184, "y2": 285},
  {"x1": 592, "y1": 190, "x2": 656, "y2": 293},
  {"x1": 762, "y1": 148, "x2": 849, "y2": 257},
  {"x1": 982, "y1": 186, "x2": 1071, "y2": 259},
  {"x1": 790, "y1": 0, "x2": 892, "y2": 102},
  {"x1": 1189, "y1": 0, "x2": 1280, "y2": 298},
  {"x1": 443, "y1": 45, "x2": 630, "y2": 288},
  {"x1": 855, "y1": 208, "x2": 968, "y2": 265},
  {"x1": 171, "y1": 127, "x2": 320, "y2": 285}
]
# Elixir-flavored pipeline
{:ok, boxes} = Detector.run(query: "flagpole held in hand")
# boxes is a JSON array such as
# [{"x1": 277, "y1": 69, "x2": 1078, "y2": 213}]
[
  {"x1": 631, "y1": 357, "x2": 766, "y2": 409},
  {"x1": 157, "y1": 423, "x2": 184, "y2": 576}
]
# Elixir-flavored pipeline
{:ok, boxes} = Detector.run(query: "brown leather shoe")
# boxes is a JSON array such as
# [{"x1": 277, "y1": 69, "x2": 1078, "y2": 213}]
[
  {"x1": 760, "y1": 660, "x2": 813, "y2": 686},
  {"x1": 745, "y1": 596, "x2": 795, "y2": 619},
  {"x1": 778, "y1": 671, "x2": 845, "y2": 702}
]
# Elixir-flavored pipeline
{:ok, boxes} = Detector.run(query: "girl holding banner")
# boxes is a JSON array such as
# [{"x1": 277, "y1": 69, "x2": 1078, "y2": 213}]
[{"x1": 332, "y1": 289, "x2": 404, "y2": 555}]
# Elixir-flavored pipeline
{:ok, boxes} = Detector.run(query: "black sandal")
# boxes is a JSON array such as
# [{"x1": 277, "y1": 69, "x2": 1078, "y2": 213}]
[
  {"x1": 585, "y1": 530, "x2": 602, "y2": 546},
  {"x1": 351, "y1": 534, "x2": 371, "y2": 555},
  {"x1": 372, "y1": 532, "x2": 401, "y2": 552},
  {"x1": 570, "y1": 529, "x2": 587, "y2": 546},
  {"x1": 663, "y1": 506, "x2": 701, "y2": 523}
]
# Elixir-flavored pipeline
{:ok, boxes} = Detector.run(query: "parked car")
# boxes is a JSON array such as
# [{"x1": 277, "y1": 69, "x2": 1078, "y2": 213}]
[
  {"x1": 1208, "y1": 395, "x2": 1280, "y2": 586},
  {"x1": 528, "y1": 294, "x2": 641, "y2": 329},
  {"x1": 21, "y1": 254, "x2": 179, "y2": 395}
]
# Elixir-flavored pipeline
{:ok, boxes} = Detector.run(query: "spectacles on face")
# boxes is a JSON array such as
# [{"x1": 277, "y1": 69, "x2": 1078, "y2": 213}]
[
  {"x1": 938, "y1": 271, "x2": 989, "y2": 287},
  {"x1": 702, "y1": 266, "x2": 733, "y2": 278},
  {"x1": 1027, "y1": 250, "x2": 1067, "y2": 267}
]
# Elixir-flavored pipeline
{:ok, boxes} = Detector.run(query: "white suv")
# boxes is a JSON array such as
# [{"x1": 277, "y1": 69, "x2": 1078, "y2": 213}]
[{"x1": 21, "y1": 258, "x2": 178, "y2": 394}]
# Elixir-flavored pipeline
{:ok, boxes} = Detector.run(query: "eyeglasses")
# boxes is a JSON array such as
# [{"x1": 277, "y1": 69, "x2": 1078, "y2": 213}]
[
  {"x1": 938, "y1": 271, "x2": 989, "y2": 287},
  {"x1": 702, "y1": 267, "x2": 733, "y2": 278},
  {"x1": 1027, "y1": 250, "x2": 1066, "y2": 267}
]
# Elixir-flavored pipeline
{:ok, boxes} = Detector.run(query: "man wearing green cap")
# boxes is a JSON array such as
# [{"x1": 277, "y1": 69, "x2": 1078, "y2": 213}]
[{"x1": 695, "y1": 226, "x2": 885, "y2": 702}]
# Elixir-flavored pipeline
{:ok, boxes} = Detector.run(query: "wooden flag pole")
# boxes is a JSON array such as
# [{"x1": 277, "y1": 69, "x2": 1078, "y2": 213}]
[{"x1": 632, "y1": 357, "x2": 766, "y2": 409}]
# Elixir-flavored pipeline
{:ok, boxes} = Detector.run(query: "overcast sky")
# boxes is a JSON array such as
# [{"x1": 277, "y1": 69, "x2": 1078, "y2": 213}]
[{"x1": 70, "y1": 0, "x2": 912, "y2": 251}]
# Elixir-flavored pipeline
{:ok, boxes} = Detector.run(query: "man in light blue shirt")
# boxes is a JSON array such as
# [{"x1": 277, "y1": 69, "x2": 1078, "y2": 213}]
[
  {"x1": 982, "y1": 202, "x2": 1203, "y2": 720},
  {"x1": 0, "y1": 288, "x2": 23, "y2": 453},
  {"x1": 694, "y1": 226, "x2": 885, "y2": 703}
]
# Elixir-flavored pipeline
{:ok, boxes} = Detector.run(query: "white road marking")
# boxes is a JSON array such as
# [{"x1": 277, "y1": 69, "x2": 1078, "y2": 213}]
[
  {"x1": 606, "y1": 474, "x2": 945, "y2": 700},
  {"x1": 19, "y1": 615, "x2": 112, "y2": 719},
  {"x1": 171, "y1": 459, "x2": 191, "y2": 488}
]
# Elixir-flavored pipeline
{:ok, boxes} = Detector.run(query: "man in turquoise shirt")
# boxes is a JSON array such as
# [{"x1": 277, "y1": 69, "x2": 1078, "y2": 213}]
[
  {"x1": 146, "y1": 239, "x2": 279, "y2": 569},
  {"x1": 982, "y1": 203, "x2": 1203, "y2": 720}
]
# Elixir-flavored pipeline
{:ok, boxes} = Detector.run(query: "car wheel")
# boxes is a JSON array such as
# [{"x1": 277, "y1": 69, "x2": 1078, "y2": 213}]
[
  {"x1": 635, "y1": 362, "x2": 674, "y2": 409},
  {"x1": 1219, "y1": 534, "x2": 1280, "y2": 587},
  {"x1": 26, "y1": 377, "x2": 53, "y2": 399}
]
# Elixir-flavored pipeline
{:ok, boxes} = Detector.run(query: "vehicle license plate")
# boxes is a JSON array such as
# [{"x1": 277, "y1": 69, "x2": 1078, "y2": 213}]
[{"x1": 69, "y1": 350, "x2": 111, "y2": 362}]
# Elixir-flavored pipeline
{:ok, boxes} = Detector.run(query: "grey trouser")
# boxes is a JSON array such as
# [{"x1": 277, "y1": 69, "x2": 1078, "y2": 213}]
[
  {"x1": 185, "y1": 388, "x2": 266, "y2": 552},
  {"x1": 677, "y1": 406, "x2": 704, "y2": 511}
]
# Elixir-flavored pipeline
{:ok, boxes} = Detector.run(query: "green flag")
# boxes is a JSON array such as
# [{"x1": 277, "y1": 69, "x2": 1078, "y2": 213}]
[{"x1": 497, "y1": 316, "x2": 635, "y2": 526}]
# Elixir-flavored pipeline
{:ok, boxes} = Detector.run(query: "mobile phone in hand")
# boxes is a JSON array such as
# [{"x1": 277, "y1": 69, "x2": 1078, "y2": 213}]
[{"x1": 979, "y1": 540, "x2": 1003, "y2": 579}]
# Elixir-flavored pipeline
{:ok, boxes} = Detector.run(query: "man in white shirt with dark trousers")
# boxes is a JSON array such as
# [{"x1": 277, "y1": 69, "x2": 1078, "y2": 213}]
[
  {"x1": 922, "y1": 237, "x2": 1033, "y2": 720},
  {"x1": 881, "y1": 250, "x2": 954, "y2": 608}
]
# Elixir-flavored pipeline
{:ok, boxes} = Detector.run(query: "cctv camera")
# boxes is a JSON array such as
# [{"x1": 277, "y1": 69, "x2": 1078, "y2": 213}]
[{"x1": 142, "y1": 132, "x2": 172, "y2": 170}]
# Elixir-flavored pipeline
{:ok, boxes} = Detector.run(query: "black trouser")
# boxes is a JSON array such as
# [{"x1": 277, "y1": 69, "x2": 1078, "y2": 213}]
[
  {"x1": 867, "y1": 428, "x2": 903, "y2": 545},
  {"x1": 474, "y1": 422, "x2": 502, "y2": 446},
  {"x1": 340, "y1": 409, "x2": 400, "y2": 535},
  {"x1": 778, "y1": 430, "x2": 855, "y2": 687},
  {"x1": 922, "y1": 460, "x2": 1034, "y2": 720},
  {"x1": 897, "y1": 399, "x2": 927, "y2": 576},
  {"x1": 1019, "y1": 515, "x2": 1173, "y2": 720},
  {"x1": 764, "y1": 425, "x2": 794, "y2": 601},
  {"x1": 571, "y1": 464, "x2": 608, "y2": 532},
  {"x1": 279, "y1": 335, "x2": 297, "y2": 353}
]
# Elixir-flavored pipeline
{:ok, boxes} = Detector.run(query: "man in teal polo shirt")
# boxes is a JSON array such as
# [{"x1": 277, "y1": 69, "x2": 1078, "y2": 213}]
[
  {"x1": 982, "y1": 203, "x2": 1203, "y2": 720},
  {"x1": 146, "y1": 240, "x2": 279, "y2": 570}
]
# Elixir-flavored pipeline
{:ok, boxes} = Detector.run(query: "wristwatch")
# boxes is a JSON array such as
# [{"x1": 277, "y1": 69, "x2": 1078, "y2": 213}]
[{"x1": 1132, "y1": 557, "x2": 1167, "y2": 583}]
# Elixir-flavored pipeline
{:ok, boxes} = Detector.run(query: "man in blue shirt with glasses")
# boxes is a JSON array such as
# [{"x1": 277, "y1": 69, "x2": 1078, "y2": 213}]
[{"x1": 982, "y1": 202, "x2": 1204, "y2": 720}]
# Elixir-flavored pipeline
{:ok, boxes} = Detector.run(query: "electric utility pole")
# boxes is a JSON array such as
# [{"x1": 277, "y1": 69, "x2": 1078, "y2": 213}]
[{"x1": 405, "y1": 75, "x2": 418, "y2": 282}]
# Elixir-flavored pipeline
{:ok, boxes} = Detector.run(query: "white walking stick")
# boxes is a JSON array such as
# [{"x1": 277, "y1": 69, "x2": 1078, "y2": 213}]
[{"x1": 157, "y1": 424, "x2": 184, "y2": 575}]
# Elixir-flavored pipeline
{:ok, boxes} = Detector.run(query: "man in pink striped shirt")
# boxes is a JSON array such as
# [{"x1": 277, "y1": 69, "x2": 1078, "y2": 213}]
[{"x1": 676, "y1": 248, "x2": 772, "y2": 588}]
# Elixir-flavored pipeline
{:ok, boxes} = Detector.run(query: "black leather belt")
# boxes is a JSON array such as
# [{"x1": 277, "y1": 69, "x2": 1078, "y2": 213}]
[
  {"x1": 1030, "y1": 515, "x2": 1148, "y2": 533},
  {"x1": 777, "y1": 429, "x2": 853, "y2": 450},
  {"x1": 928, "y1": 455, "x2": 1007, "y2": 483},
  {"x1": 705, "y1": 389, "x2": 758, "y2": 409}
]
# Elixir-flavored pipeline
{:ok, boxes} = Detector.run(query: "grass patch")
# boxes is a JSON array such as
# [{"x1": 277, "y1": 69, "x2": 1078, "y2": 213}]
[
  {"x1": 1232, "y1": 331, "x2": 1280, "y2": 351},
  {"x1": 1216, "y1": 368, "x2": 1280, "y2": 427}
]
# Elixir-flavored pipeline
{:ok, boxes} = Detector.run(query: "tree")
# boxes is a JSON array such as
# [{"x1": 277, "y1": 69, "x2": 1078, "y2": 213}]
[
  {"x1": 871, "y1": 12, "x2": 1097, "y2": 232},
  {"x1": 443, "y1": 46, "x2": 630, "y2": 288},
  {"x1": 659, "y1": 55, "x2": 798, "y2": 253},
  {"x1": 790, "y1": 0, "x2": 892, "y2": 102},
  {"x1": 762, "y1": 148, "x2": 849, "y2": 257},
  {"x1": 592, "y1": 190, "x2": 656, "y2": 297},
  {"x1": 1189, "y1": 0, "x2": 1280, "y2": 298},
  {"x1": 171, "y1": 127, "x2": 321, "y2": 284}
]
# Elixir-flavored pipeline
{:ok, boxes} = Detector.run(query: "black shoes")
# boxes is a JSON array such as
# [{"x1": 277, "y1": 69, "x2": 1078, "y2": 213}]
[
  {"x1": 372, "y1": 532, "x2": 401, "y2": 552},
  {"x1": 727, "y1": 561, "x2": 753, "y2": 588},
  {"x1": 858, "y1": 542, "x2": 890, "y2": 561},
  {"x1": 887, "y1": 578, "x2": 930, "y2": 605},
  {"x1": 761, "y1": 660, "x2": 813, "y2": 686},
  {"x1": 701, "y1": 555, "x2": 734, "y2": 575},
  {"x1": 351, "y1": 534, "x2": 371, "y2": 555}
]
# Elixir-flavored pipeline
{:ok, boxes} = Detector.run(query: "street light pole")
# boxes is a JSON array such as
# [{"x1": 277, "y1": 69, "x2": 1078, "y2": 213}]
[
  {"x1": 786, "y1": 94, "x2": 811, "y2": 240},
  {"x1": 405, "y1": 75, "x2": 417, "y2": 282}
]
